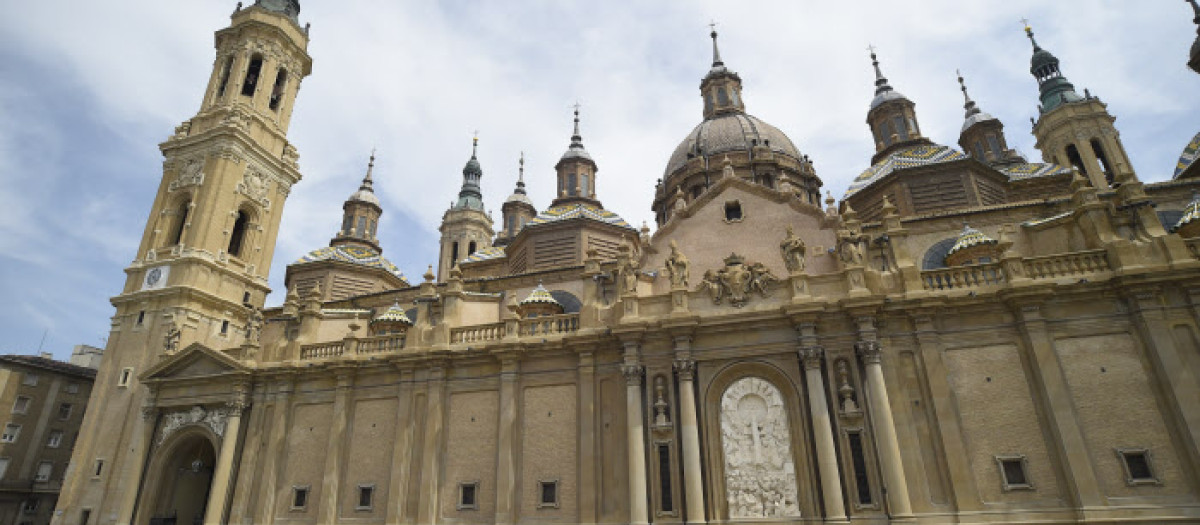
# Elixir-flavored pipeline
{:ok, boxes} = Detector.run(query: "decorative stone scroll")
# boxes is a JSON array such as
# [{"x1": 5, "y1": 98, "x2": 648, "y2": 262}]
[
  {"x1": 720, "y1": 377, "x2": 801, "y2": 519},
  {"x1": 697, "y1": 253, "x2": 780, "y2": 308},
  {"x1": 158, "y1": 405, "x2": 229, "y2": 445}
]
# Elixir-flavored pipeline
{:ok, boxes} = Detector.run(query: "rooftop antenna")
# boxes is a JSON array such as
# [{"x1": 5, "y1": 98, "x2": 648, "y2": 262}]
[{"x1": 36, "y1": 328, "x2": 48, "y2": 354}]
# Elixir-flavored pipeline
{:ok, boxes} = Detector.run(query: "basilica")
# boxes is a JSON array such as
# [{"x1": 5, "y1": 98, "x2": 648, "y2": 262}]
[{"x1": 52, "y1": 1, "x2": 1200, "y2": 524}]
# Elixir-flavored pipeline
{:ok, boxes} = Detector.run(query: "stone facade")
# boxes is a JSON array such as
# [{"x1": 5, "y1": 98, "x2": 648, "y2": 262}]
[{"x1": 53, "y1": 4, "x2": 1200, "y2": 525}]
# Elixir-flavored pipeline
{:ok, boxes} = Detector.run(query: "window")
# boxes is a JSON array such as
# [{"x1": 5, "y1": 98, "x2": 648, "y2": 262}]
[
  {"x1": 80, "y1": 509, "x2": 92, "y2": 525},
  {"x1": 170, "y1": 200, "x2": 190, "y2": 245},
  {"x1": 241, "y1": 54, "x2": 263, "y2": 97},
  {"x1": 1065, "y1": 144, "x2": 1087, "y2": 175},
  {"x1": 507, "y1": 215, "x2": 516, "y2": 235},
  {"x1": 136, "y1": 311, "x2": 145, "y2": 327},
  {"x1": 457, "y1": 481, "x2": 479, "y2": 510},
  {"x1": 242, "y1": 291, "x2": 252, "y2": 305},
  {"x1": 356, "y1": 484, "x2": 375, "y2": 510},
  {"x1": 34, "y1": 461, "x2": 52, "y2": 482},
  {"x1": 847, "y1": 430, "x2": 872, "y2": 505},
  {"x1": 291, "y1": 485, "x2": 310, "y2": 510},
  {"x1": 717, "y1": 87, "x2": 730, "y2": 106},
  {"x1": 450, "y1": 242, "x2": 459, "y2": 265},
  {"x1": 47, "y1": 430, "x2": 63, "y2": 449},
  {"x1": 892, "y1": 116, "x2": 908, "y2": 140},
  {"x1": 215, "y1": 56, "x2": 234, "y2": 99},
  {"x1": 580, "y1": 174, "x2": 590, "y2": 198},
  {"x1": 13, "y1": 396, "x2": 31, "y2": 414},
  {"x1": 220, "y1": 320, "x2": 230, "y2": 336},
  {"x1": 92, "y1": 459, "x2": 104, "y2": 478},
  {"x1": 228, "y1": 210, "x2": 249, "y2": 257},
  {"x1": 987, "y1": 135, "x2": 1003, "y2": 159},
  {"x1": 537, "y1": 479, "x2": 559, "y2": 509},
  {"x1": 21, "y1": 498, "x2": 38, "y2": 513},
  {"x1": 369, "y1": 219, "x2": 377, "y2": 239},
  {"x1": 356, "y1": 216, "x2": 367, "y2": 238},
  {"x1": 658, "y1": 444, "x2": 674, "y2": 513},
  {"x1": 1116, "y1": 448, "x2": 1159, "y2": 485},
  {"x1": 269, "y1": 68, "x2": 288, "y2": 111},
  {"x1": 118, "y1": 368, "x2": 134, "y2": 388},
  {"x1": 724, "y1": 200, "x2": 743, "y2": 222},
  {"x1": 65, "y1": 382, "x2": 79, "y2": 395},
  {"x1": 2, "y1": 424, "x2": 21, "y2": 443},
  {"x1": 0, "y1": 458, "x2": 10, "y2": 479},
  {"x1": 22, "y1": 373, "x2": 38, "y2": 387},
  {"x1": 467, "y1": 241, "x2": 477, "y2": 256},
  {"x1": 995, "y1": 455, "x2": 1033, "y2": 491},
  {"x1": 57, "y1": 403, "x2": 73, "y2": 421},
  {"x1": 568, "y1": 173, "x2": 578, "y2": 196},
  {"x1": 1091, "y1": 139, "x2": 1114, "y2": 186},
  {"x1": 341, "y1": 214, "x2": 353, "y2": 235}
]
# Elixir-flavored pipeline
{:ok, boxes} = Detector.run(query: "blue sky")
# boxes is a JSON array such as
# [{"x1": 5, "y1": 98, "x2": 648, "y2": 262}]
[{"x1": 0, "y1": 1, "x2": 1197, "y2": 360}]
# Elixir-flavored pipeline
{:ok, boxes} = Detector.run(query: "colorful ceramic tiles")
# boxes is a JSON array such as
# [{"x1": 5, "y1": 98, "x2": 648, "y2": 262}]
[
  {"x1": 845, "y1": 145, "x2": 968, "y2": 197},
  {"x1": 295, "y1": 245, "x2": 408, "y2": 282},
  {"x1": 1175, "y1": 132, "x2": 1200, "y2": 179},
  {"x1": 526, "y1": 203, "x2": 635, "y2": 230}
]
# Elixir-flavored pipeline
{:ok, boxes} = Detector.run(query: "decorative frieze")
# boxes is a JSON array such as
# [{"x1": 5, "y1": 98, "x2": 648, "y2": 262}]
[
  {"x1": 696, "y1": 253, "x2": 779, "y2": 307},
  {"x1": 158, "y1": 405, "x2": 229, "y2": 445},
  {"x1": 720, "y1": 377, "x2": 801, "y2": 518},
  {"x1": 237, "y1": 165, "x2": 272, "y2": 208}
]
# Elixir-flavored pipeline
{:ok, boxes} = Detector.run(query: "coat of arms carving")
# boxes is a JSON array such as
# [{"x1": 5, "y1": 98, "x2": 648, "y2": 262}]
[{"x1": 698, "y1": 253, "x2": 779, "y2": 307}]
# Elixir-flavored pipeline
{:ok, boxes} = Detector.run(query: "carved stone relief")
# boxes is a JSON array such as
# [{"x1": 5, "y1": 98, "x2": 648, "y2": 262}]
[
  {"x1": 158, "y1": 405, "x2": 228, "y2": 445},
  {"x1": 697, "y1": 253, "x2": 779, "y2": 307},
  {"x1": 720, "y1": 377, "x2": 801, "y2": 519},
  {"x1": 168, "y1": 157, "x2": 205, "y2": 193},
  {"x1": 237, "y1": 165, "x2": 271, "y2": 208}
]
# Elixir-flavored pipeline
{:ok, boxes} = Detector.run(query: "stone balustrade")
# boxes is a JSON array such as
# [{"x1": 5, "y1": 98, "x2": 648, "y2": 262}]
[
  {"x1": 921, "y1": 262, "x2": 1005, "y2": 291},
  {"x1": 300, "y1": 341, "x2": 345, "y2": 360},
  {"x1": 450, "y1": 322, "x2": 506, "y2": 344},
  {"x1": 1023, "y1": 249, "x2": 1111, "y2": 279},
  {"x1": 357, "y1": 334, "x2": 405, "y2": 355},
  {"x1": 519, "y1": 313, "x2": 580, "y2": 337}
]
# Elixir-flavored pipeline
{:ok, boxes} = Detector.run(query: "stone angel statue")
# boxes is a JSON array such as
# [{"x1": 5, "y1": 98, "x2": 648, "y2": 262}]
[
  {"x1": 665, "y1": 240, "x2": 691, "y2": 288},
  {"x1": 779, "y1": 226, "x2": 806, "y2": 273}
]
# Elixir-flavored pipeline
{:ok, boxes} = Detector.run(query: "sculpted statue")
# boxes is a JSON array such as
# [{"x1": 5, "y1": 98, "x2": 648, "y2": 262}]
[
  {"x1": 163, "y1": 319, "x2": 181, "y2": 354},
  {"x1": 749, "y1": 262, "x2": 779, "y2": 297},
  {"x1": 244, "y1": 306, "x2": 264, "y2": 345},
  {"x1": 837, "y1": 230, "x2": 865, "y2": 266},
  {"x1": 618, "y1": 259, "x2": 639, "y2": 295},
  {"x1": 779, "y1": 226, "x2": 806, "y2": 273},
  {"x1": 665, "y1": 240, "x2": 690, "y2": 288},
  {"x1": 698, "y1": 269, "x2": 723, "y2": 303}
]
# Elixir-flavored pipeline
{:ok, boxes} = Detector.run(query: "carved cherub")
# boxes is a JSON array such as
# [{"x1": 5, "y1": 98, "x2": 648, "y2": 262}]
[
  {"x1": 664, "y1": 240, "x2": 691, "y2": 288},
  {"x1": 837, "y1": 230, "x2": 865, "y2": 266},
  {"x1": 163, "y1": 319, "x2": 181, "y2": 354},
  {"x1": 697, "y1": 269, "x2": 723, "y2": 303},
  {"x1": 618, "y1": 259, "x2": 639, "y2": 295},
  {"x1": 749, "y1": 262, "x2": 779, "y2": 297},
  {"x1": 779, "y1": 226, "x2": 806, "y2": 273}
]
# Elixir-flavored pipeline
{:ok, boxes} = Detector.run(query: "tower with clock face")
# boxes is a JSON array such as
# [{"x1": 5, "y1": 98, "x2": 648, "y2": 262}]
[{"x1": 53, "y1": 3, "x2": 311, "y2": 522}]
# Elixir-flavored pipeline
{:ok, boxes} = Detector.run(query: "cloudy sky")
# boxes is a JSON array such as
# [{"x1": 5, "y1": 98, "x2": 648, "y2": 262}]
[{"x1": 0, "y1": 1, "x2": 1196, "y2": 360}]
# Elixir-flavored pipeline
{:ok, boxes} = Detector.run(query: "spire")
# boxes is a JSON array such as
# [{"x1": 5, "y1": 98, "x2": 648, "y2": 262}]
[
  {"x1": 346, "y1": 149, "x2": 381, "y2": 207},
  {"x1": 361, "y1": 149, "x2": 376, "y2": 190},
  {"x1": 870, "y1": 46, "x2": 893, "y2": 96},
  {"x1": 516, "y1": 152, "x2": 526, "y2": 194},
  {"x1": 1189, "y1": 0, "x2": 1200, "y2": 74},
  {"x1": 1023, "y1": 21, "x2": 1083, "y2": 113},
  {"x1": 454, "y1": 134, "x2": 484, "y2": 211},
  {"x1": 957, "y1": 70, "x2": 981, "y2": 119},
  {"x1": 710, "y1": 22, "x2": 724, "y2": 68},
  {"x1": 571, "y1": 105, "x2": 583, "y2": 146},
  {"x1": 1023, "y1": 20, "x2": 1042, "y2": 51},
  {"x1": 559, "y1": 104, "x2": 593, "y2": 163}
]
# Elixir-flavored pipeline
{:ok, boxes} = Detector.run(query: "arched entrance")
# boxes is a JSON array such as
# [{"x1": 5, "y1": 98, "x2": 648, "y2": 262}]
[{"x1": 141, "y1": 430, "x2": 217, "y2": 525}]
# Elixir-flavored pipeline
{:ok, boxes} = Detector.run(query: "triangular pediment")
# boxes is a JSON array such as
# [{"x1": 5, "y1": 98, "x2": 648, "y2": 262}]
[{"x1": 142, "y1": 342, "x2": 249, "y2": 382}]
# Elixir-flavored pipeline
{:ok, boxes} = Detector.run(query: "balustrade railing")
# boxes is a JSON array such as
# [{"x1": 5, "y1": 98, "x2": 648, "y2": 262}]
[
  {"x1": 519, "y1": 313, "x2": 580, "y2": 337},
  {"x1": 921, "y1": 263, "x2": 1005, "y2": 291},
  {"x1": 451, "y1": 323, "x2": 506, "y2": 344},
  {"x1": 299, "y1": 341, "x2": 345, "y2": 360},
  {"x1": 357, "y1": 334, "x2": 405, "y2": 355},
  {"x1": 1023, "y1": 249, "x2": 1110, "y2": 279}
]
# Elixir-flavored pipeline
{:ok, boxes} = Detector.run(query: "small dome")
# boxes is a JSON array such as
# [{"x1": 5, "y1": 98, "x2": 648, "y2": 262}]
[
  {"x1": 253, "y1": 0, "x2": 300, "y2": 24},
  {"x1": 295, "y1": 245, "x2": 407, "y2": 283},
  {"x1": 1172, "y1": 193, "x2": 1200, "y2": 233},
  {"x1": 348, "y1": 187, "x2": 380, "y2": 207},
  {"x1": 520, "y1": 283, "x2": 561, "y2": 307},
  {"x1": 505, "y1": 192, "x2": 534, "y2": 206},
  {"x1": 1172, "y1": 131, "x2": 1200, "y2": 179},
  {"x1": 870, "y1": 89, "x2": 909, "y2": 111},
  {"x1": 370, "y1": 301, "x2": 413, "y2": 326},
  {"x1": 961, "y1": 110, "x2": 998, "y2": 134},
  {"x1": 664, "y1": 113, "x2": 803, "y2": 180},
  {"x1": 945, "y1": 224, "x2": 997, "y2": 260}
]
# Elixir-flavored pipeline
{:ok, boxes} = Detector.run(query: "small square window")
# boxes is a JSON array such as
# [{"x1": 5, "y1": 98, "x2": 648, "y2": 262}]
[
  {"x1": 995, "y1": 455, "x2": 1033, "y2": 491},
  {"x1": 291, "y1": 485, "x2": 310, "y2": 511},
  {"x1": 1115, "y1": 448, "x2": 1160, "y2": 486},
  {"x1": 34, "y1": 461, "x2": 52, "y2": 482},
  {"x1": 22, "y1": 374, "x2": 38, "y2": 387},
  {"x1": 57, "y1": 403, "x2": 73, "y2": 421},
  {"x1": 65, "y1": 383, "x2": 79, "y2": 395},
  {"x1": 13, "y1": 396, "x2": 31, "y2": 414},
  {"x1": 356, "y1": 484, "x2": 375, "y2": 511},
  {"x1": 118, "y1": 368, "x2": 134, "y2": 388},
  {"x1": 724, "y1": 200, "x2": 744, "y2": 222},
  {"x1": 537, "y1": 479, "x2": 559, "y2": 509},
  {"x1": 46, "y1": 430, "x2": 63, "y2": 449},
  {"x1": 20, "y1": 498, "x2": 38, "y2": 513},
  {"x1": 2, "y1": 424, "x2": 21, "y2": 443},
  {"x1": 457, "y1": 481, "x2": 479, "y2": 510}
]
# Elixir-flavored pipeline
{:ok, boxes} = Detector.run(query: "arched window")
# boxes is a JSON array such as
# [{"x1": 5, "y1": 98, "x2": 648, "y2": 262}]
[
  {"x1": 356, "y1": 216, "x2": 367, "y2": 238},
  {"x1": 228, "y1": 210, "x2": 249, "y2": 257},
  {"x1": 507, "y1": 215, "x2": 516, "y2": 235},
  {"x1": 216, "y1": 56, "x2": 234, "y2": 99},
  {"x1": 169, "y1": 200, "x2": 190, "y2": 246},
  {"x1": 568, "y1": 173, "x2": 578, "y2": 196},
  {"x1": 1065, "y1": 144, "x2": 1087, "y2": 175},
  {"x1": 580, "y1": 174, "x2": 590, "y2": 198},
  {"x1": 450, "y1": 242, "x2": 459, "y2": 264},
  {"x1": 269, "y1": 68, "x2": 287, "y2": 111},
  {"x1": 467, "y1": 241, "x2": 477, "y2": 256},
  {"x1": 921, "y1": 238, "x2": 958, "y2": 270},
  {"x1": 987, "y1": 135, "x2": 1003, "y2": 159},
  {"x1": 241, "y1": 54, "x2": 263, "y2": 97},
  {"x1": 1090, "y1": 139, "x2": 1113, "y2": 185},
  {"x1": 717, "y1": 87, "x2": 730, "y2": 105}
]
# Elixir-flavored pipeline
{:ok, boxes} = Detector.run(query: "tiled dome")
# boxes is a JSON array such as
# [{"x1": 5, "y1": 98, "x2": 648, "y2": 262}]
[{"x1": 664, "y1": 113, "x2": 802, "y2": 180}]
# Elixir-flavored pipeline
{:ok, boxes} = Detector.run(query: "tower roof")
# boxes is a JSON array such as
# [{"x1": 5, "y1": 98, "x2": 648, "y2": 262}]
[
  {"x1": 704, "y1": 26, "x2": 736, "y2": 81},
  {"x1": 559, "y1": 106, "x2": 594, "y2": 164},
  {"x1": 869, "y1": 48, "x2": 909, "y2": 110},
  {"x1": 253, "y1": 0, "x2": 301, "y2": 24},
  {"x1": 1024, "y1": 23, "x2": 1083, "y2": 113},
  {"x1": 347, "y1": 151, "x2": 381, "y2": 207},
  {"x1": 454, "y1": 136, "x2": 485, "y2": 211},
  {"x1": 957, "y1": 70, "x2": 998, "y2": 133},
  {"x1": 505, "y1": 152, "x2": 535, "y2": 207}
]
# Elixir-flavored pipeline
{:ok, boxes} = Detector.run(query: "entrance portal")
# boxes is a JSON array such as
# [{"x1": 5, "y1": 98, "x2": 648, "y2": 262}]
[{"x1": 145, "y1": 433, "x2": 216, "y2": 525}]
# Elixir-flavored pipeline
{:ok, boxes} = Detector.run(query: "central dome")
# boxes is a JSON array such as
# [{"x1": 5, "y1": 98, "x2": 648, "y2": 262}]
[{"x1": 664, "y1": 113, "x2": 803, "y2": 179}]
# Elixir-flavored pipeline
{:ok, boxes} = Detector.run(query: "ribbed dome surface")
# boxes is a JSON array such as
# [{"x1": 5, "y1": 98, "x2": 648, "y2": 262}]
[{"x1": 664, "y1": 113, "x2": 802, "y2": 179}]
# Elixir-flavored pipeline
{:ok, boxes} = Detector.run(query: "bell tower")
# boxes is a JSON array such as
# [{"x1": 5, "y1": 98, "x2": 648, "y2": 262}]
[
  {"x1": 54, "y1": 2, "x2": 311, "y2": 523},
  {"x1": 438, "y1": 137, "x2": 495, "y2": 280},
  {"x1": 1025, "y1": 23, "x2": 1135, "y2": 188}
]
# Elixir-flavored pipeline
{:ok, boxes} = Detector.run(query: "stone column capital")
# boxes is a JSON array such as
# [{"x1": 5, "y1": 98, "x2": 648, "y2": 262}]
[
  {"x1": 856, "y1": 340, "x2": 882, "y2": 365},
  {"x1": 621, "y1": 363, "x2": 645, "y2": 386},
  {"x1": 799, "y1": 345, "x2": 825, "y2": 370},
  {"x1": 672, "y1": 357, "x2": 696, "y2": 379},
  {"x1": 226, "y1": 398, "x2": 249, "y2": 418},
  {"x1": 140, "y1": 405, "x2": 159, "y2": 422}
]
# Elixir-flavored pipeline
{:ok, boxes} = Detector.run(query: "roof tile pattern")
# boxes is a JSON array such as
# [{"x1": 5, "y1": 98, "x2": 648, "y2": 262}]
[
  {"x1": 1174, "y1": 131, "x2": 1200, "y2": 179},
  {"x1": 295, "y1": 245, "x2": 407, "y2": 282},
  {"x1": 527, "y1": 203, "x2": 634, "y2": 230},
  {"x1": 846, "y1": 144, "x2": 967, "y2": 197}
]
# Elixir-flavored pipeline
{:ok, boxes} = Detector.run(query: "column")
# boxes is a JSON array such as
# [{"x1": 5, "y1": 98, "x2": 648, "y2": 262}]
[
  {"x1": 856, "y1": 341, "x2": 913, "y2": 519},
  {"x1": 623, "y1": 357, "x2": 649, "y2": 525},
  {"x1": 578, "y1": 350, "x2": 598, "y2": 524},
  {"x1": 672, "y1": 356, "x2": 705, "y2": 525},
  {"x1": 495, "y1": 355, "x2": 520, "y2": 525},
  {"x1": 799, "y1": 347, "x2": 848, "y2": 523},
  {"x1": 385, "y1": 369, "x2": 416, "y2": 525},
  {"x1": 1013, "y1": 304, "x2": 1103, "y2": 508},
  {"x1": 204, "y1": 398, "x2": 247, "y2": 525},
  {"x1": 319, "y1": 370, "x2": 355, "y2": 524},
  {"x1": 416, "y1": 363, "x2": 448, "y2": 524},
  {"x1": 257, "y1": 379, "x2": 294, "y2": 525},
  {"x1": 116, "y1": 407, "x2": 158, "y2": 525}
]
